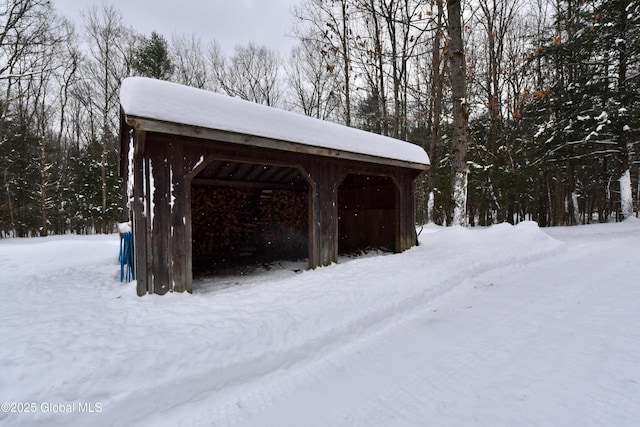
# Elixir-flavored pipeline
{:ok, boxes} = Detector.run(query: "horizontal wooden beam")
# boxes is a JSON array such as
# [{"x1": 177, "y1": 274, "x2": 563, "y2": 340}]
[
  {"x1": 191, "y1": 178, "x2": 307, "y2": 191},
  {"x1": 124, "y1": 115, "x2": 429, "y2": 171}
]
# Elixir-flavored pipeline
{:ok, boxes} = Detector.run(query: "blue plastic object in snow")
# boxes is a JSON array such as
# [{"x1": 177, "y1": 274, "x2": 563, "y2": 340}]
[{"x1": 119, "y1": 230, "x2": 135, "y2": 282}]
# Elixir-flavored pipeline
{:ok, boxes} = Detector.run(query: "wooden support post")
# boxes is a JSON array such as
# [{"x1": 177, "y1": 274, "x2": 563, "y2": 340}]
[
  {"x1": 307, "y1": 160, "x2": 339, "y2": 268},
  {"x1": 183, "y1": 147, "x2": 214, "y2": 293},
  {"x1": 170, "y1": 142, "x2": 188, "y2": 292},
  {"x1": 149, "y1": 142, "x2": 171, "y2": 295},
  {"x1": 132, "y1": 130, "x2": 149, "y2": 296},
  {"x1": 396, "y1": 171, "x2": 420, "y2": 251}
]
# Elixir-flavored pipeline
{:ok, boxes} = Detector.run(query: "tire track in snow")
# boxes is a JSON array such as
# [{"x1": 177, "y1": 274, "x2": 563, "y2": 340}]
[
  {"x1": 192, "y1": 227, "x2": 639, "y2": 427},
  {"x1": 1, "y1": 225, "x2": 571, "y2": 427},
  {"x1": 316, "y1": 235, "x2": 640, "y2": 426},
  {"x1": 116, "y1": 226, "x2": 569, "y2": 427}
]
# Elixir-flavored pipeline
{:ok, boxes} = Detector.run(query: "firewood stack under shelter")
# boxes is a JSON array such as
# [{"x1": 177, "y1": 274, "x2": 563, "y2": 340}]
[{"x1": 119, "y1": 77, "x2": 430, "y2": 296}]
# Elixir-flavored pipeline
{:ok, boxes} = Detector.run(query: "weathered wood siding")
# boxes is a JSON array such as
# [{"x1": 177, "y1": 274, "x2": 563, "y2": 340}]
[
  {"x1": 338, "y1": 175, "x2": 397, "y2": 253},
  {"x1": 127, "y1": 132, "x2": 423, "y2": 295}
]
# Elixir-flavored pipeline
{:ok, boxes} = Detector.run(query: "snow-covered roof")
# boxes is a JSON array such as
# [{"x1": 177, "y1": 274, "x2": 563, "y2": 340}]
[{"x1": 120, "y1": 77, "x2": 429, "y2": 170}]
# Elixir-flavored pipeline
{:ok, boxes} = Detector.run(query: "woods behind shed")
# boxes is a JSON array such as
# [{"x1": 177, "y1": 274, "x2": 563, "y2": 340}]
[{"x1": 119, "y1": 77, "x2": 430, "y2": 296}]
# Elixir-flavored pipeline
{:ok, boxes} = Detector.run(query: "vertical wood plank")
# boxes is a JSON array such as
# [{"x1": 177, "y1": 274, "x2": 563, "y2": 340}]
[
  {"x1": 184, "y1": 174, "x2": 194, "y2": 293},
  {"x1": 307, "y1": 158, "x2": 321, "y2": 268},
  {"x1": 396, "y1": 171, "x2": 418, "y2": 251},
  {"x1": 409, "y1": 176, "x2": 418, "y2": 248},
  {"x1": 144, "y1": 156, "x2": 153, "y2": 293},
  {"x1": 132, "y1": 130, "x2": 148, "y2": 296},
  {"x1": 307, "y1": 160, "x2": 320, "y2": 268},
  {"x1": 120, "y1": 124, "x2": 131, "y2": 223},
  {"x1": 183, "y1": 147, "x2": 207, "y2": 293},
  {"x1": 395, "y1": 172, "x2": 405, "y2": 252},
  {"x1": 326, "y1": 162, "x2": 339, "y2": 265},
  {"x1": 306, "y1": 159, "x2": 339, "y2": 268},
  {"x1": 170, "y1": 142, "x2": 187, "y2": 292},
  {"x1": 150, "y1": 142, "x2": 171, "y2": 295}
]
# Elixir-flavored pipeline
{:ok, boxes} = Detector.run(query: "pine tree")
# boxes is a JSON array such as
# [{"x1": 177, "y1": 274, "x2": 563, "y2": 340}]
[
  {"x1": 590, "y1": 0, "x2": 640, "y2": 219},
  {"x1": 0, "y1": 118, "x2": 40, "y2": 236},
  {"x1": 517, "y1": 0, "x2": 639, "y2": 224},
  {"x1": 132, "y1": 31, "x2": 174, "y2": 80}
]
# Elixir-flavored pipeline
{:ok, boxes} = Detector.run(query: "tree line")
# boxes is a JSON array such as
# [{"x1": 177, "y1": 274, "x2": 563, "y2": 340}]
[{"x1": 0, "y1": 0, "x2": 637, "y2": 237}]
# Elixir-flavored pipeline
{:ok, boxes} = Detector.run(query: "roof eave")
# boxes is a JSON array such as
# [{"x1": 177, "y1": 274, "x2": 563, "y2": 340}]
[{"x1": 124, "y1": 114, "x2": 429, "y2": 171}]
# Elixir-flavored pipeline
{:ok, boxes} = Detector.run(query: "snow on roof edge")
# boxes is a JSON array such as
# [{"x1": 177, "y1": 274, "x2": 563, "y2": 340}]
[{"x1": 120, "y1": 77, "x2": 430, "y2": 168}]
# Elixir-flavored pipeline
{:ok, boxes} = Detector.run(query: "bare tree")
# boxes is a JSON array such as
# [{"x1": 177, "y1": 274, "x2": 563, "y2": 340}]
[
  {"x1": 205, "y1": 39, "x2": 225, "y2": 93},
  {"x1": 34, "y1": 15, "x2": 76, "y2": 236},
  {"x1": 379, "y1": 0, "x2": 430, "y2": 140},
  {"x1": 470, "y1": 0, "x2": 523, "y2": 222},
  {"x1": 352, "y1": 0, "x2": 390, "y2": 134},
  {"x1": 54, "y1": 21, "x2": 80, "y2": 150},
  {"x1": 171, "y1": 33, "x2": 208, "y2": 88},
  {"x1": 0, "y1": 0, "x2": 76, "y2": 236},
  {"x1": 477, "y1": 0, "x2": 521, "y2": 151},
  {"x1": 216, "y1": 42, "x2": 283, "y2": 107},
  {"x1": 293, "y1": 0, "x2": 353, "y2": 125},
  {"x1": 427, "y1": 0, "x2": 447, "y2": 223},
  {"x1": 0, "y1": 0, "x2": 52, "y2": 80},
  {"x1": 286, "y1": 40, "x2": 341, "y2": 120},
  {"x1": 81, "y1": 3, "x2": 133, "y2": 232}
]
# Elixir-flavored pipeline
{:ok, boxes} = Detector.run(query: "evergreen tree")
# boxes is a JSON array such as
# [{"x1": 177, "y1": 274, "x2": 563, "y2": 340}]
[
  {"x1": 590, "y1": 0, "x2": 640, "y2": 219},
  {"x1": 0, "y1": 118, "x2": 41, "y2": 236},
  {"x1": 132, "y1": 31, "x2": 174, "y2": 80},
  {"x1": 516, "y1": 0, "x2": 639, "y2": 224}
]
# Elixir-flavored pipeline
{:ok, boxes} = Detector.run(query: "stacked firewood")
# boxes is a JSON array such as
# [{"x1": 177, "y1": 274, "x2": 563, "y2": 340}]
[
  {"x1": 270, "y1": 190, "x2": 308, "y2": 258},
  {"x1": 191, "y1": 187, "x2": 256, "y2": 274},
  {"x1": 256, "y1": 189, "x2": 275, "y2": 259},
  {"x1": 191, "y1": 185, "x2": 308, "y2": 276}
]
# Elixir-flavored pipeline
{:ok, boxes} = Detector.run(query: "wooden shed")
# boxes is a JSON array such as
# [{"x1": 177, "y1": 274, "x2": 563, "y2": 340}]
[{"x1": 119, "y1": 77, "x2": 429, "y2": 296}]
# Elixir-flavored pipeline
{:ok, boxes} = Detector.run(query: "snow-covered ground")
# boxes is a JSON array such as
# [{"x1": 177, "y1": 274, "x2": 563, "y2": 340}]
[{"x1": 1, "y1": 220, "x2": 639, "y2": 427}]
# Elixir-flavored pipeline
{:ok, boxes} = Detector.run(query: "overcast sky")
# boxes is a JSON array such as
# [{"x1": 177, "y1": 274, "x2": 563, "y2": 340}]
[{"x1": 53, "y1": 0, "x2": 300, "y2": 55}]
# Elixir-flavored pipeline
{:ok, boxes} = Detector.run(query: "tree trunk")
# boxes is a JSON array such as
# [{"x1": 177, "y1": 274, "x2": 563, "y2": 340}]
[
  {"x1": 39, "y1": 136, "x2": 49, "y2": 236},
  {"x1": 616, "y1": 7, "x2": 634, "y2": 220},
  {"x1": 619, "y1": 169, "x2": 633, "y2": 219},
  {"x1": 428, "y1": 0, "x2": 445, "y2": 224},
  {"x1": 370, "y1": 0, "x2": 388, "y2": 135},
  {"x1": 341, "y1": 0, "x2": 351, "y2": 127},
  {"x1": 447, "y1": 0, "x2": 469, "y2": 226}
]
